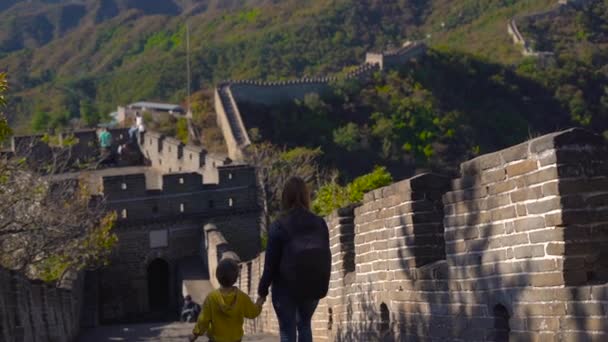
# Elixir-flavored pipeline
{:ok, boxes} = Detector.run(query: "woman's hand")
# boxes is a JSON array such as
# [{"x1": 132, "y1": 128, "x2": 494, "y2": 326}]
[{"x1": 255, "y1": 296, "x2": 266, "y2": 307}]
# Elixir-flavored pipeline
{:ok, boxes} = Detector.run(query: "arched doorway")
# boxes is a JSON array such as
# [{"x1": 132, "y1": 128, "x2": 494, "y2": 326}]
[{"x1": 147, "y1": 259, "x2": 170, "y2": 311}]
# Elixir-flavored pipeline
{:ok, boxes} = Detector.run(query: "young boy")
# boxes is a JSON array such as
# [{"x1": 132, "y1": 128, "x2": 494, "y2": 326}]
[{"x1": 189, "y1": 258, "x2": 265, "y2": 342}]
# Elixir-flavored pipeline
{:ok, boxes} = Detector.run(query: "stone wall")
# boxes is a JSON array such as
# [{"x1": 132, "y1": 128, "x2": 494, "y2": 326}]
[
  {"x1": 213, "y1": 42, "x2": 423, "y2": 161},
  {"x1": 0, "y1": 268, "x2": 84, "y2": 342},
  {"x1": 210, "y1": 128, "x2": 608, "y2": 341},
  {"x1": 507, "y1": 0, "x2": 594, "y2": 57},
  {"x1": 138, "y1": 131, "x2": 230, "y2": 184}
]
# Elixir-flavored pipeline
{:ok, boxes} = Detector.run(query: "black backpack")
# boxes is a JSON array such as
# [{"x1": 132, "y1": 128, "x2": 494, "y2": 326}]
[{"x1": 278, "y1": 209, "x2": 332, "y2": 301}]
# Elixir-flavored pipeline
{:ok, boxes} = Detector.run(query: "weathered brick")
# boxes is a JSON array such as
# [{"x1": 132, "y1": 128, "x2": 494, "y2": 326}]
[
  {"x1": 561, "y1": 332, "x2": 608, "y2": 342},
  {"x1": 482, "y1": 169, "x2": 507, "y2": 184},
  {"x1": 507, "y1": 160, "x2": 539, "y2": 178},
  {"x1": 487, "y1": 194, "x2": 511, "y2": 210},
  {"x1": 525, "y1": 167, "x2": 559, "y2": 186},
  {"x1": 527, "y1": 317, "x2": 559, "y2": 331},
  {"x1": 546, "y1": 243, "x2": 565, "y2": 256},
  {"x1": 560, "y1": 317, "x2": 608, "y2": 331},
  {"x1": 513, "y1": 217, "x2": 545, "y2": 232},
  {"x1": 511, "y1": 186, "x2": 543, "y2": 202},
  {"x1": 501, "y1": 142, "x2": 530, "y2": 163},
  {"x1": 501, "y1": 233, "x2": 530, "y2": 247},
  {"x1": 530, "y1": 272, "x2": 564, "y2": 287},
  {"x1": 488, "y1": 180, "x2": 517, "y2": 195},
  {"x1": 529, "y1": 228, "x2": 565, "y2": 243},
  {"x1": 527, "y1": 197, "x2": 562, "y2": 215},
  {"x1": 514, "y1": 245, "x2": 544, "y2": 259},
  {"x1": 491, "y1": 206, "x2": 517, "y2": 221}
]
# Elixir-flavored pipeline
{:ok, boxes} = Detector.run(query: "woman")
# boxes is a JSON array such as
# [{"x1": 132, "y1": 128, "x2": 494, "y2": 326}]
[{"x1": 258, "y1": 177, "x2": 331, "y2": 342}]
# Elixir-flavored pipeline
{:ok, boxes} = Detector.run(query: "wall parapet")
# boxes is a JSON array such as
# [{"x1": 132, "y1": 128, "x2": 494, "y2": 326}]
[
  {"x1": 0, "y1": 268, "x2": 84, "y2": 342},
  {"x1": 216, "y1": 127, "x2": 608, "y2": 341}
]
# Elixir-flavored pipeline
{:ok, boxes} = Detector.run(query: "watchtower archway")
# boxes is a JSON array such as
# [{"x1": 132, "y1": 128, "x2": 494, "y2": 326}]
[{"x1": 147, "y1": 258, "x2": 170, "y2": 311}]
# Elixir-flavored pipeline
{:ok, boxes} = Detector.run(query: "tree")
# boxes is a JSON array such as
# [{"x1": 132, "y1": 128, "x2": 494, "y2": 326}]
[
  {"x1": 0, "y1": 73, "x2": 10, "y2": 141},
  {"x1": 80, "y1": 100, "x2": 100, "y2": 127},
  {"x1": 333, "y1": 122, "x2": 362, "y2": 151},
  {"x1": 0, "y1": 73, "x2": 117, "y2": 283},
  {"x1": 176, "y1": 117, "x2": 189, "y2": 144},
  {"x1": 312, "y1": 166, "x2": 393, "y2": 216},
  {"x1": 31, "y1": 110, "x2": 50, "y2": 132},
  {"x1": 245, "y1": 143, "x2": 323, "y2": 229}
]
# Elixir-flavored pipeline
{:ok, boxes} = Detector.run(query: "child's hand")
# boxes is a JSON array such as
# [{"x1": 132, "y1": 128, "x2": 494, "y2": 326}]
[{"x1": 256, "y1": 296, "x2": 266, "y2": 307}]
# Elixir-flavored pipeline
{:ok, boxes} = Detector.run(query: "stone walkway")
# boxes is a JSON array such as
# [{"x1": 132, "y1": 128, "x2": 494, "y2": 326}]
[{"x1": 78, "y1": 322, "x2": 277, "y2": 341}]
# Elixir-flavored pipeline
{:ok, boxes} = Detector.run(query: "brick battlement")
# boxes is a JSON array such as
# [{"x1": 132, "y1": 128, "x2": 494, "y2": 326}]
[
  {"x1": 102, "y1": 165, "x2": 258, "y2": 225},
  {"x1": 207, "y1": 128, "x2": 608, "y2": 341}
]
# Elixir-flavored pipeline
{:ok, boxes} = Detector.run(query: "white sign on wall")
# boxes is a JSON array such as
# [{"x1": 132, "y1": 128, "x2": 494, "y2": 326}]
[{"x1": 150, "y1": 230, "x2": 168, "y2": 248}]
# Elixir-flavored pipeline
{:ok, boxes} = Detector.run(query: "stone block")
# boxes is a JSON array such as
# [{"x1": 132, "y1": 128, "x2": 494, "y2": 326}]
[
  {"x1": 524, "y1": 167, "x2": 559, "y2": 186},
  {"x1": 501, "y1": 142, "x2": 530, "y2": 163},
  {"x1": 510, "y1": 186, "x2": 543, "y2": 203},
  {"x1": 529, "y1": 228, "x2": 565, "y2": 243},
  {"x1": 488, "y1": 180, "x2": 517, "y2": 195},
  {"x1": 546, "y1": 243, "x2": 565, "y2": 256},
  {"x1": 482, "y1": 169, "x2": 507, "y2": 185},
  {"x1": 514, "y1": 217, "x2": 546, "y2": 232},
  {"x1": 490, "y1": 206, "x2": 517, "y2": 221},
  {"x1": 526, "y1": 197, "x2": 562, "y2": 215},
  {"x1": 514, "y1": 245, "x2": 545, "y2": 259},
  {"x1": 506, "y1": 160, "x2": 539, "y2": 178}
]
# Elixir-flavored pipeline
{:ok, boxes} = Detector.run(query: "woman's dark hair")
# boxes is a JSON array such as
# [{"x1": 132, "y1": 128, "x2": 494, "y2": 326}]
[
  {"x1": 216, "y1": 258, "x2": 239, "y2": 288},
  {"x1": 281, "y1": 177, "x2": 310, "y2": 211}
]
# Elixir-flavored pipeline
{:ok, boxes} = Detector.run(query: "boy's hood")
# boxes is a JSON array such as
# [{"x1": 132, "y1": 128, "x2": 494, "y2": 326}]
[{"x1": 211, "y1": 289, "x2": 238, "y2": 315}]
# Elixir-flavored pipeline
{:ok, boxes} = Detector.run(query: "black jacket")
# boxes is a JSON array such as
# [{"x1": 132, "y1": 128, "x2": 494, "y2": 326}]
[{"x1": 257, "y1": 208, "x2": 330, "y2": 298}]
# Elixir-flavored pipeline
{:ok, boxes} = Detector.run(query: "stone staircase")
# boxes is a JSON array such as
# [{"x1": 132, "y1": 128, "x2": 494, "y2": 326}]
[{"x1": 218, "y1": 85, "x2": 247, "y2": 146}]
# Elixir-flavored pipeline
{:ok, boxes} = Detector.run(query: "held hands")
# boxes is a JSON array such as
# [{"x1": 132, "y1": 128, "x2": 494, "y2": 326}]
[
  {"x1": 255, "y1": 296, "x2": 266, "y2": 307},
  {"x1": 188, "y1": 334, "x2": 198, "y2": 342}
]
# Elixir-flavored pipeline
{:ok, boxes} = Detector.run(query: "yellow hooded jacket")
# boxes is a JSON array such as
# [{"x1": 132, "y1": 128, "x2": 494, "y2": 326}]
[{"x1": 193, "y1": 287, "x2": 262, "y2": 342}]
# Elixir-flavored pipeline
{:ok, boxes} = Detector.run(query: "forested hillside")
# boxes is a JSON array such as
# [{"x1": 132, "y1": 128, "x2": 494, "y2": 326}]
[{"x1": 2, "y1": 0, "x2": 588, "y2": 132}]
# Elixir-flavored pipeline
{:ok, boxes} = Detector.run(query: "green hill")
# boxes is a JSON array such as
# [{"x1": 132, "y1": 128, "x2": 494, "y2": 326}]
[{"x1": 0, "y1": 0, "x2": 573, "y2": 130}]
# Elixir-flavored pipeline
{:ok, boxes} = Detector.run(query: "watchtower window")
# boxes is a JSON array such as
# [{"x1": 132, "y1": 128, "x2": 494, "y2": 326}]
[
  {"x1": 121, "y1": 209, "x2": 128, "y2": 219},
  {"x1": 168, "y1": 146, "x2": 172, "y2": 153},
  {"x1": 179, "y1": 167, "x2": 182, "y2": 172},
  {"x1": 180, "y1": 203, "x2": 185, "y2": 213},
  {"x1": 169, "y1": 168, "x2": 172, "y2": 173},
  {"x1": 121, "y1": 183, "x2": 127, "y2": 190},
  {"x1": 189, "y1": 154, "x2": 192, "y2": 160},
  {"x1": 149, "y1": 138, "x2": 153, "y2": 146},
  {"x1": 229, "y1": 198, "x2": 234, "y2": 207},
  {"x1": 179, "y1": 178, "x2": 184, "y2": 184},
  {"x1": 159, "y1": 159, "x2": 162, "y2": 165}
]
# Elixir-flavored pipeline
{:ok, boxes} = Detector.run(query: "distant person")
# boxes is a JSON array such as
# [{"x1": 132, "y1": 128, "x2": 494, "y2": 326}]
[
  {"x1": 181, "y1": 295, "x2": 200, "y2": 323},
  {"x1": 257, "y1": 177, "x2": 331, "y2": 342},
  {"x1": 189, "y1": 258, "x2": 266, "y2": 342},
  {"x1": 128, "y1": 112, "x2": 145, "y2": 142},
  {"x1": 98, "y1": 127, "x2": 112, "y2": 152}
]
